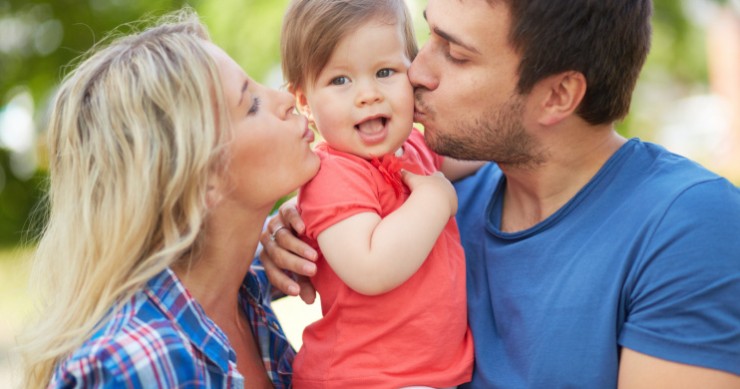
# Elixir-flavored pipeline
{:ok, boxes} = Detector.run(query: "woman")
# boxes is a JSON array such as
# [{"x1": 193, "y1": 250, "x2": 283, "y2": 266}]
[{"x1": 19, "y1": 9, "x2": 319, "y2": 388}]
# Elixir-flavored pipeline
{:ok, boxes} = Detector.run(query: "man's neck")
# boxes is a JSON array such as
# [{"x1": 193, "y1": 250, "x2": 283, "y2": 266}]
[{"x1": 499, "y1": 129, "x2": 626, "y2": 233}]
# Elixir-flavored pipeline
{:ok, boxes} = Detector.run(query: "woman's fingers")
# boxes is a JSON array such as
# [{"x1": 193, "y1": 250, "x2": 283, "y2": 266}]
[
  {"x1": 260, "y1": 248, "x2": 301, "y2": 296},
  {"x1": 260, "y1": 199, "x2": 318, "y2": 299},
  {"x1": 280, "y1": 201, "x2": 306, "y2": 235}
]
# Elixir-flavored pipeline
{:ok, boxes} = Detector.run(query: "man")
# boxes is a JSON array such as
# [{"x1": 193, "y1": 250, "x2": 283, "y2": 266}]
[{"x1": 262, "y1": 0, "x2": 740, "y2": 387}]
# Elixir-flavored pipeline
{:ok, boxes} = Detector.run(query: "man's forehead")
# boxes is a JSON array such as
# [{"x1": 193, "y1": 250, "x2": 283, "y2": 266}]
[
  {"x1": 456, "y1": 0, "x2": 497, "y2": 5},
  {"x1": 425, "y1": 0, "x2": 504, "y2": 39}
]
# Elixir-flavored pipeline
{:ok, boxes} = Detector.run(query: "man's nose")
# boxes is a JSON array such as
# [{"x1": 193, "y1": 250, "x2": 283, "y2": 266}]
[{"x1": 409, "y1": 44, "x2": 438, "y2": 91}]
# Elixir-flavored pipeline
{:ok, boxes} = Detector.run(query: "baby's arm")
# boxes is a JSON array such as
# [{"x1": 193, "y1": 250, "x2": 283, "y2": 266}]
[
  {"x1": 441, "y1": 157, "x2": 486, "y2": 181},
  {"x1": 316, "y1": 170, "x2": 456, "y2": 296}
]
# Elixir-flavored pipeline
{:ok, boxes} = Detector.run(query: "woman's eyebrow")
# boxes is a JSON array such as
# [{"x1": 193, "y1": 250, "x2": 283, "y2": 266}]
[{"x1": 238, "y1": 80, "x2": 249, "y2": 106}]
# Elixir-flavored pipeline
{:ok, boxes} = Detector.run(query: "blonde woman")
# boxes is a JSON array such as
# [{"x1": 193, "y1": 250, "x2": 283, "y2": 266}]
[{"x1": 19, "y1": 9, "x2": 318, "y2": 388}]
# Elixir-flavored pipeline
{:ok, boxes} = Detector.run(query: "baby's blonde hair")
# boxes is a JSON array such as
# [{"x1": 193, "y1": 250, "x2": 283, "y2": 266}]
[
  {"x1": 19, "y1": 9, "x2": 230, "y2": 387},
  {"x1": 281, "y1": 0, "x2": 418, "y2": 92}
]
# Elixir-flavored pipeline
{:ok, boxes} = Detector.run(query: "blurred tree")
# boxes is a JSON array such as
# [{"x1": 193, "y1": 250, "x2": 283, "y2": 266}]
[
  {"x1": 0, "y1": 0, "x2": 298, "y2": 245},
  {"x1": 200, "y1": 0, "x2": 291, "y2": 88},
  {"x1": 619, "y1": 0, "x2": 710, "y2": 138},
  {"x1": 0, "y1": 148, "x2": 44, "y2": 247},
  {"x1": 0, "y1": 0, "x2": 198, "y2": 245},
  {"x1": 0, "y1": 0, "x2": 199, "y2": 106},
  {"x1": 0, "y1": 0, "x2": 727, "y2": 247},
  {"x1": 651, "y1": 0, "x2": 708, "y2": 83}
]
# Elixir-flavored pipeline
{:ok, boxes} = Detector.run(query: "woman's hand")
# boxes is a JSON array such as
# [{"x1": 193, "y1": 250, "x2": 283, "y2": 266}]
[{"x1": 259, "y1": 199, "x2": 319, "y2": 303}]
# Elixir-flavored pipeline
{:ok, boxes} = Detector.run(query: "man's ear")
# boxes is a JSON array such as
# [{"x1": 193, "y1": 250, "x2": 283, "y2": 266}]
[
  {"x1": 536, "y1": 71, "x2": 587, "y2": 126},
  {"x1": 293, "y1": 87, "x2": 315, "y2": 123}
]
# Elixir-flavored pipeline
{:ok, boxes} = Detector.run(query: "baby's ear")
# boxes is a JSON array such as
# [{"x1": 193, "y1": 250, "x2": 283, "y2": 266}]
[{"x1": 293, "y1": 87, "x2": 314, "y2": 122}]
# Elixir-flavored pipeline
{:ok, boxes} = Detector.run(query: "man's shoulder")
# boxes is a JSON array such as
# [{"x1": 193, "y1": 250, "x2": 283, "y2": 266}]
[
  {"x1": 454, "y1": 162, "x2": 502, "y2": 197},
  {"x1": 629, "y1": 139, "x2": 725, "y2": 187},
  {"x1": 603, "y1": 139, "x2": 735, "y2": 205}
]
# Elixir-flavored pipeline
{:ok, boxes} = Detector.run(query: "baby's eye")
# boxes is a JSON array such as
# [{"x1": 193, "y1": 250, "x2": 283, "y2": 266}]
[
  {"x1": 377, "y1": 68, "x2": 394, "y2": 78},
  {"x1": 330, "y1": 76, "x2": 348, "y2": 86}
]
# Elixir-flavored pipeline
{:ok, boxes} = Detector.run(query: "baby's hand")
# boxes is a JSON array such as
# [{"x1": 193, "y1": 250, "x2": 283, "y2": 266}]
[{"x1": 401, "y1": 170, "x2": 458, "y2": 216}]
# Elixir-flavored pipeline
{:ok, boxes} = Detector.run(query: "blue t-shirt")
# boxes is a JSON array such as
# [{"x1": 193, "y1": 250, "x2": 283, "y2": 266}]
[{"x1": 455, "y1": 138, "x2": 740, "y2": 388}]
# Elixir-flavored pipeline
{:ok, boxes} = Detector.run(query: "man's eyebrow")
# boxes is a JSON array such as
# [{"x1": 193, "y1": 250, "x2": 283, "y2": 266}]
[
  {"x1": 423, "y1": 10, "x2": 481, "y2": 55},
  {"x1": 238, "y1": 80, "x2": 249, "y2": 106}
]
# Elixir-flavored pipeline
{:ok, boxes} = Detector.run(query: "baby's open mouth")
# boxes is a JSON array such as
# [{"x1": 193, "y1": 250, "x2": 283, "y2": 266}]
[{"x1": 355, "y1": 117, "x2": 388, "y2": 134}]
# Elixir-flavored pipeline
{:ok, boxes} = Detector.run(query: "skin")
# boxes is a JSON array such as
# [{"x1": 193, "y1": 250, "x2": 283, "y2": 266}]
[
  {"x1": 295, "y1": 20, "x2": 415, "y2": 159},
  {"x1": 411, "y1": 1, "x2": 740, "y2": 386},
  {"x1": 262, "y1": 0, "x2": 740, "y2": 386},
  {"x1": 293, "y1": 19, "x2": 457, "y2": 295},
  {"x1": 172, "y1": 41, "x2": 319, "y2": 387},
  {"x1": 410, "y1": 0, "x2": 624, "y2": 233}
]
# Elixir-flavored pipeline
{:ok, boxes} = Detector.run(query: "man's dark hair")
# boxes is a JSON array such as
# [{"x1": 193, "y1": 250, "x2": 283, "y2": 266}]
[{"x1": 499, "y1": 0, "x2": 652, "y2": 125}]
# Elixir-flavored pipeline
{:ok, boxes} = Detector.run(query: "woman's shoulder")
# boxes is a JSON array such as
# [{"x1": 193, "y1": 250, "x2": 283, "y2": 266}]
[
  {"x1": 51, "y1": 295, "x2": 200, "y2": 386},
  {"x1": 88, "y1": 295, "x2": 195, "y2": 355}
]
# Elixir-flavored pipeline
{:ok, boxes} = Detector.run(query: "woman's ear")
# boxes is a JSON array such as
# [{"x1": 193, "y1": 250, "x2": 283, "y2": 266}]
[
  {"x1": 205, "y1": 175, "x2": 224, "y2": 209},
  {"x1": 536, "y1": 71, "x2": 587, "y2": 126}
]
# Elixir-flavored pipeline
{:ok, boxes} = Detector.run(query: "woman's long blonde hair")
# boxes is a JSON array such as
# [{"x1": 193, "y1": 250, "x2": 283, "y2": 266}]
[{"x1": 19, "y1": 9, "x2": 230, "y2": 387}]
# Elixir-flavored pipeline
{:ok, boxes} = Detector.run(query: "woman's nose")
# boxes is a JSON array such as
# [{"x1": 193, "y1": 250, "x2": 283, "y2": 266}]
[{"x1": 277, "y1": 89, "x2": 297, "y2": 119}]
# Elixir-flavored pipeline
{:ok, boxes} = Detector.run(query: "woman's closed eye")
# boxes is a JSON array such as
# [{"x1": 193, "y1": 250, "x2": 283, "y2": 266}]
[{"x1": 247, "y1": 96, "x2": 261, "y2": 115}]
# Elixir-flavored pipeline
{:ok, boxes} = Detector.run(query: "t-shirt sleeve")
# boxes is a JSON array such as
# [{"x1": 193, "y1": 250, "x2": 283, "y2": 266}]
[
  {"x1": 298, "y1": 155, "x2": 381, "y2": 241},
  {"x1": 407, "y1": 128, "x2": 444, "y2": 172},
  {"x1": 619, "y1": 178, "x2": 740, "y2": 375}
]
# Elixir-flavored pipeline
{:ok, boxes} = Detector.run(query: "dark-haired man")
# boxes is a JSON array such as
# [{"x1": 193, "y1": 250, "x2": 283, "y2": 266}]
[{"x1": 262, "y1": 0, "x2": 740, "y2": 387}]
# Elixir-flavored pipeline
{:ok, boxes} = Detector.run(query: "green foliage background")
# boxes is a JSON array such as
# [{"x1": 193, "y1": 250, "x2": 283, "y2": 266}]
[{"x1": 0, "y1": 0, "x2": 727, "y2": 247}]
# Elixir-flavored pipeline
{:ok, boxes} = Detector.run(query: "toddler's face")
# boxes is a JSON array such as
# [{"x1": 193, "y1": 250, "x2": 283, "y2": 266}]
[{"x1": 297, "y1": 19, "x2": 414, "y2": 159}]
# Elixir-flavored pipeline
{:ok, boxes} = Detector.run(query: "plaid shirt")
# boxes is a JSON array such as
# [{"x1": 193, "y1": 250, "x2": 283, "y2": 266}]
[{"x1": 49, "y1": 263, "x2": 295, "y2": 388}]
